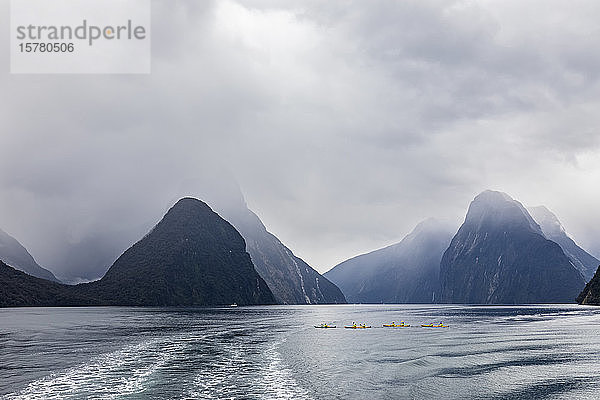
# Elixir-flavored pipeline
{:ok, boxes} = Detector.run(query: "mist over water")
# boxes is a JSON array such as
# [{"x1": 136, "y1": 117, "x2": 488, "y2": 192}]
[{"x1": 1, "y1": 305, "x2": 600, "y2": 399}]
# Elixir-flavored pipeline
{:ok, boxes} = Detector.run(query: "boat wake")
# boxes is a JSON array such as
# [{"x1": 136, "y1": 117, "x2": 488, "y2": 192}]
[
  {"x1": 3, "y1": 337, "x2": 183, "y2": 400},
  {"x1": 189, "y1": 337, "x2": 311, "y2": 399}
]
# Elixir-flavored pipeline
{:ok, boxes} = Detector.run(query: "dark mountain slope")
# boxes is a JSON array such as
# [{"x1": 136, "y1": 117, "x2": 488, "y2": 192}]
[
  {"x1": 83, "y1": 198, "x2": 276, "y2": 306},
  {"x1": 325, "y1": 219, "x2": 455, "y2": 303},
  {"x1": 0, "y1": 261, "x2": 92, "y2": 307},
  {"x1": 439, "y1": 191, "x2": 585, "y2": 304},
  {"x1": 577, "y1": 266, "x2": 600, "y2": 305}
]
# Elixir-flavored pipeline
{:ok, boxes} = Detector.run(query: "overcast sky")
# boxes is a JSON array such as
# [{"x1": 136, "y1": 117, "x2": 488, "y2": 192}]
[{"x1": 1, "y1": 0, "x2": 600, "y2": 279}]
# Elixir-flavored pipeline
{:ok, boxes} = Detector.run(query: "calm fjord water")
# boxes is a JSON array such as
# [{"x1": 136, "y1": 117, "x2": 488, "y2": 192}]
[{"x1": 1, "y1": 305, "x2": 600, "y2": 399}]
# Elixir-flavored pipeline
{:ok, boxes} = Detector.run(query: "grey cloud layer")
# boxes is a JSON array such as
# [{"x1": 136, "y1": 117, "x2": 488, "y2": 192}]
[{"x1": 1, "y1": 0, "x2": 599, "y2": 278}]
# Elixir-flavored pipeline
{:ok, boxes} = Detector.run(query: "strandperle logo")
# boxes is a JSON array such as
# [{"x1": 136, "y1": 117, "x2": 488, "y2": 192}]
[
  {"x1": 15, "y1": 19, "x2": 147, "y2": 46},
  {"x1": 11, "y1": 0, "x2": 151, "y2": 74}
]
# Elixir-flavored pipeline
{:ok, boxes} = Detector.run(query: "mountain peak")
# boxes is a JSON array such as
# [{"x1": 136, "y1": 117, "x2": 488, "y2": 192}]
[
  {"x1": 325, "y1": 218, "x2": 455, "y2": 304},
  {"x1": 474, "y1": 190, "x2": 513, "y2": 203},
  {"x1": 95, "y1": 197, "x2": 276, "y2": 306},
  {"x1": 466, "y1": 190, "x2": 542, "y2": 235},
  {"x1": 412, "y1": 218, "x2": 455, "y2": 235},
  {"x1": 171, "y1": 197, "x2": 211, "y2": 210},
  {"x1": 440, "y1": 191, "x2": 585, "y2": 303}
]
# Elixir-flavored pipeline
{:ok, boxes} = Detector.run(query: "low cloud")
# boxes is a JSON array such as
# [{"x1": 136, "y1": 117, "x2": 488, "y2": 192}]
[{"x1": 1, "y1": 0, "x2": 599, "y2": 279}]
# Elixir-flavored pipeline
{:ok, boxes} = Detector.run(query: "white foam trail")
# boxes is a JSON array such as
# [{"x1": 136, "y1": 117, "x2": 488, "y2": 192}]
[
  {"x1": 256, "y1": 341, "x2": 312, "y2": 399},
  {"x1": 188, "y1": 338, "x2": 311, "y2": 400},
  {"x1": 3, "y1": 337, "x2": 184, "y2": 400}
]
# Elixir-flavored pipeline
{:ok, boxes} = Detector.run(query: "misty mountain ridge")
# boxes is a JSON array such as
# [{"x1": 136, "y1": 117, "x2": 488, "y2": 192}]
[
  {"x1": 22, "y1": 169, "x2": 345, "y2": 304},
  {"x1": 325, "y1": 218, "x2": 456, "y2": 303},
  {"x1": 3, "y1": 188, "x2": 599, "y2": 307},
  {"x1": 194, "y1": 176, "x2": 345, "y2": 304},
  {"x1": 528, "y1": 205, "x2": 599, "y2": 281},
  {"x1": 327, "y1": 190, "x2": 594, "y2": 305},
  {"x1": 439, "y1": 190, "x2": 585, "y2": 304},
  {"x1": 0, "y1": 198, "x2": 276, "y2": 307},
  {"x1": 0, "y1": 228, "x2": 60, "y2": 283},
  {"x1": 459, "y1": 190, "x2": 543, "y2": 235}
]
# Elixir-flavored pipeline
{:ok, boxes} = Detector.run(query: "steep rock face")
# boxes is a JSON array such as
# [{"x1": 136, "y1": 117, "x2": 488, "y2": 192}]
[
  {"x1": 324, "y1": 219, "x2": 455, "y2": 303},
  {"x1": 576, "y1": 266, "x2": 600, "y2": 305},
  {"x1": 223, "y1": 208, "x2": 345, "y2": 304},
  {"x1": 200, "y1": 181, "x2": 345, "y2": 304},
  {"x1": 528, "y1": 206, "x2": 599, "y2": 281},
  {"x1": 84, "y1": 198, "x2": 276, "y2": 306},
  {"x1": 439, "y1": 191, "x2": 585, "y2": 304},
  {"x1": 0, "y1": 228, "x2": 59, "y2": 282}
]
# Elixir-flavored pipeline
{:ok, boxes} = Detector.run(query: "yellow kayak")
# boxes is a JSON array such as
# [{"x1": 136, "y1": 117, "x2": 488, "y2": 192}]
[
  {"x1": 421, "y1": 323, "x2": 448, "y2": 328},
  {"x1": 383, "y1": 321, "x2": 410, "y2": 327},
  {"x1": 344, "y1": 324, "x2": 371, "y2": 329},
  {"x1": 314, "y1": 324, "x2": 336, "y2": 328}
]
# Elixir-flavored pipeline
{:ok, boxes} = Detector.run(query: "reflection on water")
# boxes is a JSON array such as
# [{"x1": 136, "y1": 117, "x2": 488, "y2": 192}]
[{"x1": 1, "y1": 305, "x2": 600, "y2": 399}]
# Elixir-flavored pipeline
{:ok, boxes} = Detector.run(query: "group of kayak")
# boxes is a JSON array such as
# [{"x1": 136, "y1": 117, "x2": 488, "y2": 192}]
[{"x1": 314, "y1": 321, "x2": 448, "y2": 329}]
